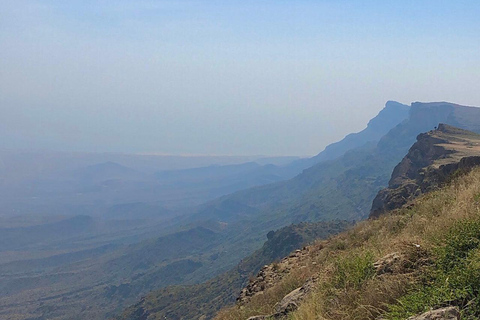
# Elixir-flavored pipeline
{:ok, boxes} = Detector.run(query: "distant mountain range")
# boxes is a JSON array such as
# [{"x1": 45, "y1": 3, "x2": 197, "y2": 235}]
[
  {"x1": 118, "y1": 101, "x2": 480, "y2": 320},
  {"x1": 3, "y1": 101, "x2": 480, "y2": 320},
  {"x1": 211, "y1": 124, "x2": 480, "y2": 320}
]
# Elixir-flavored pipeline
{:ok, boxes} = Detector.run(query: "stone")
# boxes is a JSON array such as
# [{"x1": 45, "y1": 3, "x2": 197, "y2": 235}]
[
  {"x1": 274, "y1": 287, "x2": 303, "y2": 314},
  {"x1": 373, "y1": 252, "x2": 402, "y2": 275},
  {"x1": 407, "y1": 307, "x2": 460, "y2": 320}
]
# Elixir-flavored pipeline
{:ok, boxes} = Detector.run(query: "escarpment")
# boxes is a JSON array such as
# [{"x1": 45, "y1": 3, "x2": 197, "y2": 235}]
[{"x1": 370, "y1": 124, "x2": 480, "y2": 218}]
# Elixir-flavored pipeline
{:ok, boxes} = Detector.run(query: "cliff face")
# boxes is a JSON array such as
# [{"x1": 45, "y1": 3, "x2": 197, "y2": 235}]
[{"x1": 370, "y1": 124, "x2": 480, "y2": 218}]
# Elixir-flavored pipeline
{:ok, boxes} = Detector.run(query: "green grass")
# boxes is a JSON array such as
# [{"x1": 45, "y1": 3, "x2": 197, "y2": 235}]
[
  {"x1": 333, "y1": 251, "x2": 375, "y2": 290},
  {"x1": 386, "y1": 219, "x2": 480, "y2": 319}
]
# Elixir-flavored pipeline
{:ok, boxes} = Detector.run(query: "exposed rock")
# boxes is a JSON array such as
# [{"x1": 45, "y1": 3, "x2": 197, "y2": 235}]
[
  {"x1": 246, "y1": 276, "x2": 318, "y2": 320},
  {"x1": 371, "y1": 124, "x2": 480, "y2": 218},
  {"x1": 373, "y1": 252, "x2": 403, "y2": 275},
  {"x1": 407, "y1": 306, "x2": 460, "y2": 320},
  {"x1": 237, "y1": 244, "x2": 321, "y2": 305}
]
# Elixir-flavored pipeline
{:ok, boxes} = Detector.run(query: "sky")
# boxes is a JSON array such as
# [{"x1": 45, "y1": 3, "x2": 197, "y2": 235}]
[{"x1": 1, "y1": 1, "x2": 480, "y2": 156}]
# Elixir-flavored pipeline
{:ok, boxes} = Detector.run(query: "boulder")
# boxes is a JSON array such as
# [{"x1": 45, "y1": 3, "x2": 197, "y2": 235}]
[
  {"x1": 274, "y1": 287, "x2": 303, "y2": 314},
  {"x1": 407, "y1": 307, "x2": 460, "y2": 320}
]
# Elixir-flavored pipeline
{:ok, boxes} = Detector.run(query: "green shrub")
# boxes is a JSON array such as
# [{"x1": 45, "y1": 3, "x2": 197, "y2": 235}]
[{"x1": 333, "y1": 251, "x2": 375, "y2": 290}]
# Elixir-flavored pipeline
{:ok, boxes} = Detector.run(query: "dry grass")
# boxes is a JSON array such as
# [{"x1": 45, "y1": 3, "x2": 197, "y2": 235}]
[{"x1": 215, "y1": 168, "x2": 480, "y2": 320}]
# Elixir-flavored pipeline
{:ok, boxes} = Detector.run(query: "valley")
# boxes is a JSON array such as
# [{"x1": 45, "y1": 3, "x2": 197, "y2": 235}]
[{"x1": 3, "y1": 101, "x2": 480, "y2": 320}]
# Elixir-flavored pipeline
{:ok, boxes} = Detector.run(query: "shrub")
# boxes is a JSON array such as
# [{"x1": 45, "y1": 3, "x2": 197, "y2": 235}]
[{"x1": 333, "y1": 251, "x2": 375, "y2": 290}]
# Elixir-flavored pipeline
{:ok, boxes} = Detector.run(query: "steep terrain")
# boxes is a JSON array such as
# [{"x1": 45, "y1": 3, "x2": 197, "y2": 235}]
[
  {"x1": 117, "y1": 221, "x2": 351, "y2": 320},
  {"x1": 191, "y1": 102, "x2": 480, "y2": 226},
  {"x1": 117, "y1": 102, "x2": 480, "y2": 320},
  {"x1": 214, "y1": 126, "x2": 480, "y2": 320},
  {"x1": 371, "y1": 124, "x2": 480, "y2": 217},
  {"x1": 308, "y1": 101, "x2": 410, "y2": 164},
  {"x1": 0, "y1": 102, "x2": 409, "y2": 320}
]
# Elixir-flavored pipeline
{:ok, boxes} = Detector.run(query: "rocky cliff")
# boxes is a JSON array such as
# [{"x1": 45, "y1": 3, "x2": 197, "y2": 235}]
[{"x1": 370, "y1": 124, "x2": 480, "y2": 218}]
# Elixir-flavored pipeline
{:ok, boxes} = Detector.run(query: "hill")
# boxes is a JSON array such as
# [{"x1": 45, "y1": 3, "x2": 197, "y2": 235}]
[
  {"x1": 0, "y1": 101, "x2": 410, "y2": 320},
  {"x1": 191, "y1": 102, "x2": 480, "y2": 225},
  {"x1": 214, "y1": 126, "x2": 480, "y2": 320},
  {"x1": 117, "y1": 102, "x2": 480, "y2": 320}
]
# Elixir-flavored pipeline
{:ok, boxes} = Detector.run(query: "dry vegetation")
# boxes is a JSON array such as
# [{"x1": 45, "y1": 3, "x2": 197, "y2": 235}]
[{"x1": 215, "y1": 167, "x2": 480, "y2": 320}]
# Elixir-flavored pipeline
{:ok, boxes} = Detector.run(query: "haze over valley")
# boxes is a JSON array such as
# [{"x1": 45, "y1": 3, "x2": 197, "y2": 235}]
[{"x1": 2, "y1": 1, "x2": 480, "y2": 320}]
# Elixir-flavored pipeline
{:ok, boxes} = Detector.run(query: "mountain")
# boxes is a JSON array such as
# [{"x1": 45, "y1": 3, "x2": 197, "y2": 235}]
[
  {"x1": 283, "y1": 101, "x2": 409, "y2": 171},
  {"x1": 214, "y1": 126, "x2": 480, "y2": 320},
  {"x1": 311, "y1": 100, "x2": 410, "y2": 163},
  {"x1": 115, "y1": 102, "x2": 480, "y2": 320},
  {"x1": 4, "y1": 101, "x2": 479, "y2": 320},
  {"x1": 191, "y1": 102, "x2": 480, "y2": 226},
  {"x1": 113, "y1": 101, "x2": 480, "y2": 320}
]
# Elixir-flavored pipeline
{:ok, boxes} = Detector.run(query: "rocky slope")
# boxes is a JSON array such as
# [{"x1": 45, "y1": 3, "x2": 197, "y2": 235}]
[
  {"x1": 119, "y1": 102, "x2": 480, "y2": 320},
  {"x1": 214, "y1": 127, "x2": 480, "y2": 320},
  {"x1": 370, "y1": 124, "x2": 480, "y2": 218},
  {"x1": 117, "y1": 221, "x2": 350, "y2": 320}
]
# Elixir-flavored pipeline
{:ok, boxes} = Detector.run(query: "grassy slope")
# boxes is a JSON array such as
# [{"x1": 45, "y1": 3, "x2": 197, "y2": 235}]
[{"x1": 215, "y1": 168, "x2": 480, "y2": 320}]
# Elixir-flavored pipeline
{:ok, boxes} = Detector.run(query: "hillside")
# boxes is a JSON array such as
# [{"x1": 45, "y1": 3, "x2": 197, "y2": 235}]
[
  {"x1": 191, "y1": 102, "x2": 480, "y2": 226},
  {"x1": 0, "y1": 101, "x2": 410, "y2": 320},
  {"x1": 117, "y1": 221, "x2": 351, "y2": 320},
  {"x1": 214, "y1": 126, "x2": 480, "y2": 320},
  {"x1": 116, "y1": 102, "x2": 480, "y2": 320}
]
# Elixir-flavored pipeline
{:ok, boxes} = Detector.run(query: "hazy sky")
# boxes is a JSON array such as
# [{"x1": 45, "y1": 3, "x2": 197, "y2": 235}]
[{"x1": 1, "y1": 1, "x2": 480, "y2": 156}]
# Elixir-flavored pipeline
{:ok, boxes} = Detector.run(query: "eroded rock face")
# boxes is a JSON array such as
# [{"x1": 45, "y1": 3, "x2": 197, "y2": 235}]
[
  {"x1": 370, "y1": 124, "x2": 480, "y2": 218},
  {"x1": 274, "y1": 287, "x2": 302, "y2": 314},
  {"x1": 237, "y1": 247, "x2": 314, "y2": 305},
  {"x1": 407, "y1": 306, "x2": 460, "y2": 320}
]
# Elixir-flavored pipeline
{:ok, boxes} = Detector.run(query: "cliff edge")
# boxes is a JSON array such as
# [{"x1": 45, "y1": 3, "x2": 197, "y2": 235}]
[{"x1": 370, "y1": 123, "x2": 480, "y2": 218}]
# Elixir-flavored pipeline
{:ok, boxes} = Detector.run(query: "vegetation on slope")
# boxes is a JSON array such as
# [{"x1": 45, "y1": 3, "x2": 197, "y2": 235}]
[
  {"x1": 215, "y1": 167, "x2": 480, "y2": 320},
  {"x1": 117, "y1": 221, "x2": 351, "y2": 320}
]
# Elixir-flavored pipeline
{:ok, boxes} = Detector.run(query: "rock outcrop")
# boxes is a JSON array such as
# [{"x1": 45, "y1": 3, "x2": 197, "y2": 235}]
[
  {"x1": 245, "y1": 276, "x2": 317, "y2": 320},
  {"x1": 237, "y1": 247, "x2": 314, "y2": 305},
  {"x1": 238, "y1": 244, "x2": 323, "y2": 320},
  {"x1": 370, "y1": 124, "x2": 480, "y2": 218},
  {"x1": 407, "y1": 307, "x2": 460, "y2": 320}
]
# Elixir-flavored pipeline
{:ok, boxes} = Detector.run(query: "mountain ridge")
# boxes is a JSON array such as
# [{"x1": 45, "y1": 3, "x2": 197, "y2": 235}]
[
  {"x1": 370, "y1": 123, "x2": 480, "y2": 218},
  {"x1": 213, "y1": 125, "x2": 480, "y2": 320},
  {"x1": 118, "y1": 102, "x2": 480, "y2": 320}
]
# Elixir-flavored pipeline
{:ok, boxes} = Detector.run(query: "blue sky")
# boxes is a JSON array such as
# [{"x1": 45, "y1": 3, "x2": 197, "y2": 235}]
[{"x1": 1, "y1": 1, "x2": 480, "y2": 155}]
